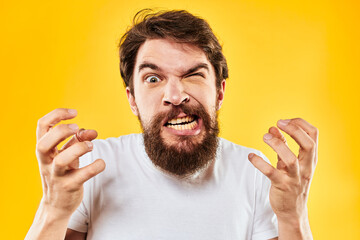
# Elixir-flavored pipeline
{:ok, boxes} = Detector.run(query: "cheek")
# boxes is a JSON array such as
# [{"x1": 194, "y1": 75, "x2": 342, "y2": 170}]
[
  {"x1": 188, "y1": 87, "x2": 217, "y2": 110},
  {"x1": 135, "y1": 89, "x2": 163, "y2": 120}
]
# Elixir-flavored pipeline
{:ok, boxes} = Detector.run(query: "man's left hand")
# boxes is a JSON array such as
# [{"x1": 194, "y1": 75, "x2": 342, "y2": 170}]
[{"x1": 248, "y1": 118, "x2": 318, "y2": 229}]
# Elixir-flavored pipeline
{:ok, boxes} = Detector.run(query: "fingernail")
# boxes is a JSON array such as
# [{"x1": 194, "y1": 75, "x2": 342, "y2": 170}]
[
  {"x1": 248, "y1": 153, "x2": 254, "y2": 159},
  {"x1": 86, "y1": 141, "x2": 93, "y2": 149},
  {"x1": 263, "y1": 133, "x2": 273, "y2": 140},
  {"x1": 278, "y1": 119, "x2": 291, "y2": 126},
  {"x1": 68, "y1": 109, "x2": 77, "y2": 115},
  {"x1": 68, "y1": 124, "x2": 79, "y2": 131}
]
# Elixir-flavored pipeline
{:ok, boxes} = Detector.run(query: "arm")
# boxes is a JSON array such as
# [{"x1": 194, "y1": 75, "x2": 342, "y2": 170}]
[
  {"x1": 25, "y1": 108, "x2": 105, "y2": 240},
  {"x1": 249, "y1": 118, "x2": 318, "y2": 240}
]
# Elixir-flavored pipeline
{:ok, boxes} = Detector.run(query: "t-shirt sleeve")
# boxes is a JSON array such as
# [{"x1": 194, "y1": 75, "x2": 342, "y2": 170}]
[
  {"x1": 67, "y1": 152, "x2": 92, "y2": 233},
  {"x1": 68, "y1": 200, "x2": 89, "y2": 232},
  {"x1": 252, "y1": 151, "x2": 278, "y2": 240}
]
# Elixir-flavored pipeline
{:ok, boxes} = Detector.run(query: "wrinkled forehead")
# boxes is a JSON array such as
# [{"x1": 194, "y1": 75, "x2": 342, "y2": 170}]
[{"x1": 134, "y1": 38, "x2": 214, "y2": 76}]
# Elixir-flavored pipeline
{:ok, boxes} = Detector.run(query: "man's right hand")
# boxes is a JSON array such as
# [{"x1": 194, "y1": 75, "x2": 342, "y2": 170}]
[
  {"x1": 36, "y1": 108, "x2": 106, "y2": 218},
  {"x1": 26, "y1": 108, "x2": 105, "y2": 240}
]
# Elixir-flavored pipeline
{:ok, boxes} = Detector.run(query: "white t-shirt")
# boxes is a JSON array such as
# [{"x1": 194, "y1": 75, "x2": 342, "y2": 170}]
[{"x1": 68, "y1": 134, "x2": 278, "y2": 240}]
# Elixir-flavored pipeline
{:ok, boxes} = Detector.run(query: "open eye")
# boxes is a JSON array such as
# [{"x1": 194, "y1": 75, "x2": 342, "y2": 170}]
[{"x1": 145, "y1": 75, "x2": 161, "y2": 83}]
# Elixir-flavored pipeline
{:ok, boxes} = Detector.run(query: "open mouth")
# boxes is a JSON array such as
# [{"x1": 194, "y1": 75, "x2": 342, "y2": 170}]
[{"x1": 164, "y1": 115, "x2": 199, "y2": 131}]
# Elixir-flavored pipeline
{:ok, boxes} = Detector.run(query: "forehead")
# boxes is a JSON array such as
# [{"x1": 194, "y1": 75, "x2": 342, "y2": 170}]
[{"x1": 134, "y1": 39, "x2": 212, "y2": 74}]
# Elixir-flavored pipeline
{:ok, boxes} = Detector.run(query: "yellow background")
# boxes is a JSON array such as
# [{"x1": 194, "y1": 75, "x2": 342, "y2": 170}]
[{"x1": 1, "y1": 0, "x2": 359, "y2": 239}]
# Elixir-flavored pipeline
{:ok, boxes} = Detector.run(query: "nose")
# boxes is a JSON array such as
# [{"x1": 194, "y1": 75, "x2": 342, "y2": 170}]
[{"x1": 162, "y1": 79, "x2": 189, "y2": 106}]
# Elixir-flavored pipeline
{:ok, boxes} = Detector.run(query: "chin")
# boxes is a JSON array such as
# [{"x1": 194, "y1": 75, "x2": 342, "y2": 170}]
[{"x1": 161, "y1": 130, "x2": 206, "y2": 151}]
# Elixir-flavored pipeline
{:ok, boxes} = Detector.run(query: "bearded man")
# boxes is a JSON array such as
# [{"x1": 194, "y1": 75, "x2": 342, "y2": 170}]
[{"x1": 26, "y1": 10, "x2": 318, "y2": 240}]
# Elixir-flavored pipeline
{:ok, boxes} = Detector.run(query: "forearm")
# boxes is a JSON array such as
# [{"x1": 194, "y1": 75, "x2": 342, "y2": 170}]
[
  {"x1": 277, "y1": 211, "x2": 313, "y2": 240},
  {"x1": 25, "y1": 201, "x2": 71, "y2": 240}
]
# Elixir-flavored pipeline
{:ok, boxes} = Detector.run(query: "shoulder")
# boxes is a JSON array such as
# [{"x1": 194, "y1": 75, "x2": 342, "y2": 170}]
[
  {"x1": 217, "y1": 138, "x2": 270, "y2": 177},
  {"x1": 92, "y1": 133, "x2": 142, "y2": 149},
  {"x1": 217, "y1": 138, "x2": 272, "y2": 196},
  {"x1": 79, "y1": 133, "x2": 143, "y2": 167}
]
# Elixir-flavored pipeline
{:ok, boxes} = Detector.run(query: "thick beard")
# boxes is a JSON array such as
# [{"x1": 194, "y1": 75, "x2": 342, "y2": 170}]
[{"x1": 140, "y1": 104, "x2": 219, "y2": 177}]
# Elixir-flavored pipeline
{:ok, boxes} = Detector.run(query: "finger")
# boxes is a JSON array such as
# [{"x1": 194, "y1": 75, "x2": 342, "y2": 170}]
[
  {"x1": 277, "y1": 119, "x2": 318, "y2": 179},
  {"x1": 72, "y1": 159, "x2": 106, "y2": 186},
  {"x1": 269, "y1": 126, "x2": 287, "y2": 144},
  {"x1": 277, "y1": 119, "x2": 317, "y2": 153},
  {"x1": 61, "y1": 129, "x2": 98, "y2": 151},
  {"x1": 248, "y1": 153, "x2": 282, "y2": 184},
  {"x1": 36, "y1": 108, "x2": 78, "y2": 140},
  {"x1": 268, "y1": 127, "x2": 288, "y2": 171},
  {"x1": 278, "y1": 118, "x2": 318, "y2": 143},
  {"x1": 276, "y1": 159, "x2": 288, "y2": 172},
  {"x1": 53, "y1": 141, "x2": 93, "y2": 176},
  {"x1": 36, "y1": 124, "x2": 79, "y2": 161},
  {"x1": 263, "y1": 133, "x2": 299, "y2": 177}
]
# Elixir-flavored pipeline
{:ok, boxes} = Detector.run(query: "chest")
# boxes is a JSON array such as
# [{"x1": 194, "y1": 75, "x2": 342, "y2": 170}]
[{"x1": 87, "y1": 172, "x2": 255, "y2": 239}]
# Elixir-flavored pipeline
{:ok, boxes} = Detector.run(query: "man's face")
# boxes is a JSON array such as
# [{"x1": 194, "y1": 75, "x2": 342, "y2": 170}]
[{"x1": 127, "y1": 38, "x2": 225, "y2": 176}]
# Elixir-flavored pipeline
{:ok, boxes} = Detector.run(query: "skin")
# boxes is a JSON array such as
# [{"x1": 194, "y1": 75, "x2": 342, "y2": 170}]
[
  {"x1": 25, "y1": 109, "x2": 105, "y2": 240},
  {"x1": 249, "y1": 119, "x2": 318, "y2": 239},
  {"x1": 26, "y1": 38, "x2": 317, "y2": 240},
  {"x1": 127, "y1": 38, "x2": 225, "y2": 149}
]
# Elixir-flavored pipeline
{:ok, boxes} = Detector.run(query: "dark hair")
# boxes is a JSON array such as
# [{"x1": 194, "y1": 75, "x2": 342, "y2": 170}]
[{"x1": 118, "y1": 9, "x2": 229, "y2": 95}]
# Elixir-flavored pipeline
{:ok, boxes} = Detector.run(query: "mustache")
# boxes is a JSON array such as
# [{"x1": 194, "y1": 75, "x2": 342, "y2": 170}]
[
  {"x1": 162, "y1": 104, "x2": 205, "y2": 123},
  {"x1": 141, "y1": 103, "x2": 220, "y2": 176},
  {"x1": 140, "y1": 103, "x2": 219, "y2": 136}
]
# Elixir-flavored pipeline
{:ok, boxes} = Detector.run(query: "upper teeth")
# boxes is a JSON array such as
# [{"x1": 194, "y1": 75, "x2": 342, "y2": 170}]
[{"x1": 167, "y1": 116, "x2": 194, "y2": 125}]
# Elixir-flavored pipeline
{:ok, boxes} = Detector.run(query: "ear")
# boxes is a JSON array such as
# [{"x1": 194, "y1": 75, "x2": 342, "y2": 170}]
[
  {"x1": 126, "y1": 87, "x2": 139, "y2": 116},
  {"x1": 216, "y1": 80, "x2": 226, "y2": 110}
]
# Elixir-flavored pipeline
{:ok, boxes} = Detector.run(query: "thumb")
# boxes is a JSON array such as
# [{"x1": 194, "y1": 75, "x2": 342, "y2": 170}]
[{"x1": 74, "y1": 159, "x2": 106, "y2": 186}]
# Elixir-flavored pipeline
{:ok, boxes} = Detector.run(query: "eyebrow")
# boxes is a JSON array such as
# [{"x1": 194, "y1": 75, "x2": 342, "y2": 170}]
[
  {"x1": 184, "y1": 63, "x2": 209, "y2": 76},
  {"x1": 138, "y1": 62, "x2": 160, "y2": 73},
  {"x1": 138, "y1": 62, "x2": 210, "y2": 76}
]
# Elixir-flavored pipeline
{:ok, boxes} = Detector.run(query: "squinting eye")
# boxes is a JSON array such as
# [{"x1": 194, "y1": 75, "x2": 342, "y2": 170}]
[
  {"x1": 145, "y1": 75, "x2": 161, "y2": 83},
  {"x1": 187, "y1": 73, "x2": 205, "y2": 78}
]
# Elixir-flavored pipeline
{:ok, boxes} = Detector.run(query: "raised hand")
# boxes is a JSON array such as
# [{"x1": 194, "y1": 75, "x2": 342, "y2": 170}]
[
  {"x1": 26, "y1": 108, "x2": 105, "y2": 240},
  {"x1": 248, "y1": 118, "x2": 318, "y2": 239},
  {"x1": 35, "y1": 108, "x2": 106, "y2": 217}
]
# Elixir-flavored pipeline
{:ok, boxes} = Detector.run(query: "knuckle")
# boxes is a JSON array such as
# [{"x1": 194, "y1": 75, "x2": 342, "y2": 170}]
[
  {"x1": 294, "y1": 179, "x2": 302, "y2": 189},
  {"x1": 288, "y1": 122, "x2": 299, "y2": 132},
  {"x1": 73, "y1": 142, "x2": 91, "y2": 154},
  {"x1": 287, "y1": 157, "x2": 298, "y2": 167},
  {"x1": 81, "y1": 141, "x2": 91, "y2": 151},
  {"x1": 57, "y1": 123, "x2": 69, "y2": 132},
  {"x1": 302, "y1": 139, "x2": 316, "y2": 151},
  {"x1": 86, "y1": 167, "x2": 97, "y2": 178},
  {"x1": 36, "y1": 141, "x2": 47, "y2": 153},
  {"x1": 301, "y1": 143, "x2": 312, "y2": 151},
  {"x1": 55, "y1": 124, "x2": 76, "y2": 135},
  {"x1": 53, "y1": 156, "x2": 67, "y2": 169},
  {"x1": 37, "y1": 118, "x2": 47, "y2": 129},
  {"x1": 54, "y1": 108, "x2": 67, "y2": 115},
  {"x1": 292, "y1": 117, "x2": 303, "y2": 124},
  {"x1": 312, "y1": 127, "x2": 319, "y2": 136},
  {"x1": 264, "y1": 167, "x2": 275, "y2": 178},
  {"x1": 301, "y1": 173, "x2": 312, "y2": 182},
  {"x1": 272, "y1": 138, "x2": 283, "y2": 147}
]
